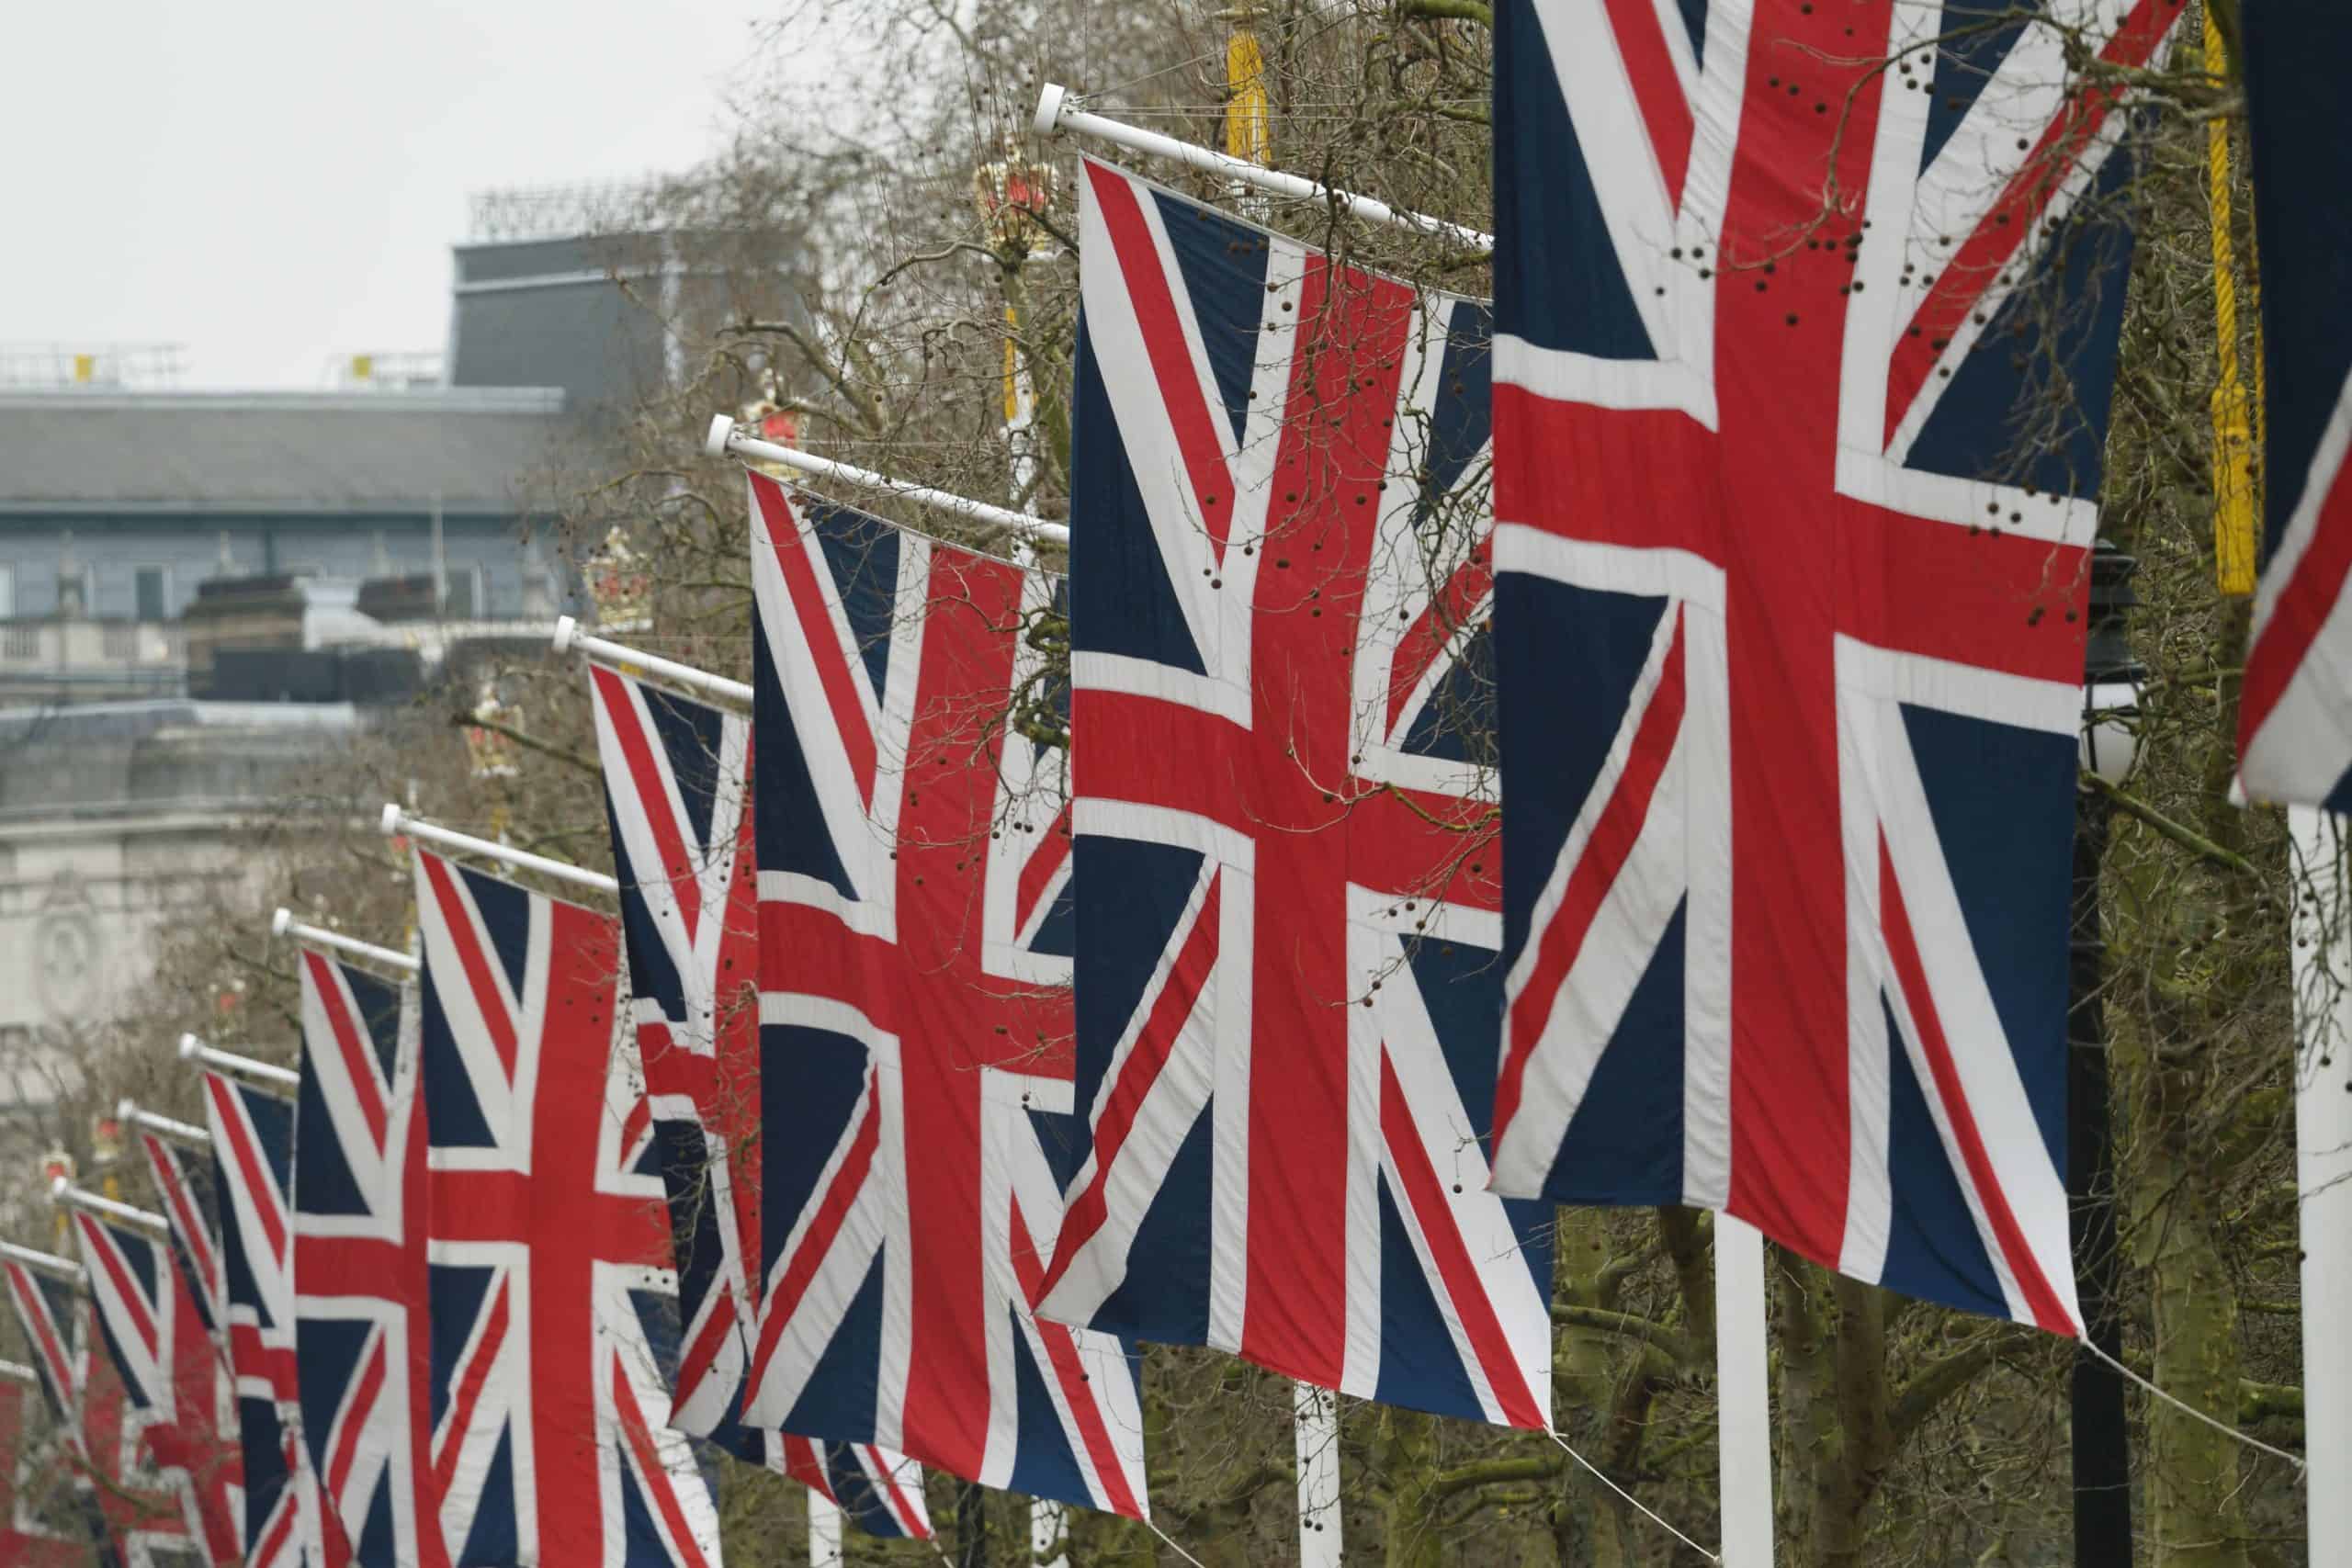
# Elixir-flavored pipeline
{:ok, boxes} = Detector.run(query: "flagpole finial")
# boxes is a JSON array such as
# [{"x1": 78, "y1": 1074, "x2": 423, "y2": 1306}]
[
  {"x1": 116, "y1": 1097, "x2": 137, "y2": 1122},
  {"x1": 552, "y1": 615, "x2": 580, "y2": 656},
  {"x1": 176, "y1": 1032, "x2": 201, "y2": 1062},
  {"x1": 380, "y1": 803, "x2": 404, "y2": 837},
  {"x1": 704, "y1": 414, "x2": 736, "y2": 458},
  {"x1": 1034, "y1": 83, "x2": 1067, "y2": 138},
  {"x1": 270, "y1": 906, "x2": 294, "y2": 938}
]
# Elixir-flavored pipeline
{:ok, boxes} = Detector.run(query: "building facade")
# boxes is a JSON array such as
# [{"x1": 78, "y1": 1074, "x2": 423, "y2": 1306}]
[
  {"x1": 0, "y1": 183, "x2": 719, "y2": 1103},
  {"x1": 0, "y1": 701, "x2": 363, "y2": 1102},
  {"x1": 0, "y1": 385, "x2": 575, "y2": 626}
]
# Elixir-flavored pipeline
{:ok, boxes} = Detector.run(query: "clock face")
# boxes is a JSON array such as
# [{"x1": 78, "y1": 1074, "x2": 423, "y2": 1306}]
[{"x1": 33, "y1": 910, "x2": 98, "y2": 1020}]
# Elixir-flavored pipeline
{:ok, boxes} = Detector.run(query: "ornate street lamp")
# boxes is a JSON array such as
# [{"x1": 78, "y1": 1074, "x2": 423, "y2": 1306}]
[
  {"x1": 736, "y1": 378, "x2": 804, "y2": 488},
  {"x1": 583, "y1": 525, "x2": 652, "y2": 635},
  {"x1": 89, "y1": 1112, "x2": 124, "y2": 1202},
  {"x1": 973, "y1": 137, "x2": 1057, "y2": 259},
  {"x1": 975, "y1": 138, "x2": 1059, "y2": 507},
  {"x1": 40, "y1": 1147, "x2": 74, "y2": 1250},
  {"x1": 465, "y1": 682, "x2": 521, "y2": 784}
]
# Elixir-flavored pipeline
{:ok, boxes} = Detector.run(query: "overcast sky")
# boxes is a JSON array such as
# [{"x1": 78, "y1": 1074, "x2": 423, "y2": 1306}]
[{"x1": 4, "y1": 1, "x2": 782, "y2": 389}]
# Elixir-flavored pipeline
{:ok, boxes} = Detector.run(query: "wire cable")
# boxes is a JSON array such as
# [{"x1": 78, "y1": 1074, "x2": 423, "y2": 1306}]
[
  {"x1": 1541, "y1": 1427, "x2": 1722, "y2": 1562},
  {"x1": 2076, "y1": 1335, "x2": 2308, "y2": 1476}
]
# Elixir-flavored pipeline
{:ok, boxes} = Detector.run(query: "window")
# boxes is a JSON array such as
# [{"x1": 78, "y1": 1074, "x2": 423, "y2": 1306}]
[
  {"x1": 134, "y1": 566, "x2": 170, "y2": 622},
  {"x1": 0, "y1": 563, "x2": 14, "y2": 619},
  {"x1": 442, "y1": 568, "x2": 479, "y2": 619},
  {"x1": 521, "y1": 563, "x2": 558, "y2": 618},
  {"x1": 54, "y1": 565, "x2": 92, "y2": 617}
]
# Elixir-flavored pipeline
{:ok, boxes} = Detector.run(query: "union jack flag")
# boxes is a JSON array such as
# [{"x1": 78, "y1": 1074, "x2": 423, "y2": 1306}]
[
  {"x1": 2, "y1": 1257, "x2": 128, "y2": 1566},
  {"x1": 200, "y1": 1073, "x2": 346, "y2": 1568},
  {"x1": 139, "y1": 1137, "x2": 221, "y2": 1342},
  {"x1": 1035, "y1": 158, "x2": 1555, "y2": 1429},
  {"x1": 741, "y1": 470, "x2": 1151, "y2": 1512},
  {"x1": 586, "y1": 660, "x2": 933, "y2": 1541},
  {"x1": 293, "y1": 948, "x2": 445, "y2": 1568},
  {"x1": 0, "y1": 1364, "x2": 87, "y2": 1566},
  {"x1": 2238, "y1": 0, "x2": 2352, "y2": 807},
  {"x1": 87, "y1": 1352, "x2": 199, "y2": 1568},
  {"x1": 413, "y1": 851, "x2": 723, "y2": 1566},
  {"x1": 745, "y1": 1433, "x2": 933, "y2": 1542},
  {"x1": 141, "y1": 1107, "x2": 308, "y2": 1568},
  {"x1": 4, "y1": 1258, "x2": 90, "y2": 1463},
  {"x1": 70, "y1": 1211, "x2": 243, "y2": 1563},
  {"x1": 1487, "y1": 0, "x2": 2178, "y2": 1330}
]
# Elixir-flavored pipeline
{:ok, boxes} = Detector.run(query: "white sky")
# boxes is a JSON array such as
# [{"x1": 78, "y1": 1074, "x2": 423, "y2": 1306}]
[{"x1": 3, "y1": 1, "x2": 784, "y2": 389}]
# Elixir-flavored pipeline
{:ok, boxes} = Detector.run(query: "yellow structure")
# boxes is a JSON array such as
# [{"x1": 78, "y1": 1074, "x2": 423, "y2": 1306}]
[
  {"x1": 2206, "y1": 4, "x2": 2260, "y2": 596},
  {"x1": 973, "y1": 139, "x2": 1056, "y2": 500},
  {"x1": 1003, "y1": 310, "x2": 1024, "y2": 425},
  {"x1": 1225, "y1": 17, "x2": 1271, "y2": 166}
]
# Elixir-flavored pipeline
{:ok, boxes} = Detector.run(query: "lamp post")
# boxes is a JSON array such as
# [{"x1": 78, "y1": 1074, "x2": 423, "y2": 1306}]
[
  {"x1": 974, "y1": 137, "x2": 1057, "y2": 512},
  {"x1": 2072, "y1": 538, "x2": 2143, "y2": 1567},
  {"x1": 40, "y1": 1148, "x2": 74, "y2": 1252},
  {"x1": 89, "y1": 1113, "x2": 124, "y2": 1204},
  {"x1": 582, "y1": 525, "x2": 652, "y2": 636},
  {"x1": 464, "y1": 681, "x2": 522, "y2": 844}
]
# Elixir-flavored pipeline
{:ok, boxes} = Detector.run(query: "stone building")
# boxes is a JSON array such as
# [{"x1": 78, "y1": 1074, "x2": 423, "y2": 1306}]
[
  {"x1": 0, "y1": 181, "x2": 707, "y2": 1101},
  {"x1": 0, "y1": 383, "x2": 573, "y2": 633},
  {"x1": 0, "y1": 699, "x2": 364, "y2": 1100}
]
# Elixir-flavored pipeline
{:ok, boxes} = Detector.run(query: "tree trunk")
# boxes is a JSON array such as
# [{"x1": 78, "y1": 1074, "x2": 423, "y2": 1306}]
[
  {"x1": 957, "y1": 1479, "x2": 991, "y2": 1568},
  {"x1": 1815, "y1": 1277, "x2": 1893, "y2": 1567},
  {"x1": 1374, "y1": 1406, "x2": 1446, "y2": 1568},
  {"x1": 2123, "y1": 1023, "x2": 2254, "y2": 1568},
  {"x1": 2113, "y1": 596, "x2": 2257, "y2": 1568},
  {"x1": 1549, "y1": 1206, "x2": 1632, "y2": 1568},
  {"x1": 1773, "y1": 1252, "x2": 1836, "y2": 1555}
]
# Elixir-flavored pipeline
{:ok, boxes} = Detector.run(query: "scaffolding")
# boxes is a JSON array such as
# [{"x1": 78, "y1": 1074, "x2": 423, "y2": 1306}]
[
  {"x1": 322, "y1": 351, "x2": 445, "y2": 390},
  {"x1": 0, "y1": 343, "x2": 187, "y2": 390},
  {"x1": 467, "y1": 178, "x2": 666, "y2": 243}
]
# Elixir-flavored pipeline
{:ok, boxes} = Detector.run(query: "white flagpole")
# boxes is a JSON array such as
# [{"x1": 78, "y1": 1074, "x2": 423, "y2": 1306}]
[
  {"x1": 1029, "y1": 1501, "x2": 1069, "y2": 1568},
  {"x1": 271, "y1": 907, "x2": 420, "y2": 975},
  {"x1": 808, "y1": 1492, "x2": 844, "y2": 1568},
  {"x1": 1294, "y1": 1381, "x2": 1343, "y2": 1566},
  {"x1": 2291, "y1": 806, "x2": 2351, "y2": 1564},
  {"x1": 1031, "y1": 84, "x2": 1494, "y2": 252},
  {"x1": 551, "y1": 618, "x2": 752, "y2": 710},
  {"x1": 704, "y1": 418, "x2": 1070, "y2": 547},
  {"x1": 1715, "y1": 1215, "x2": 1776, "y2": 1567},
  {"x1": 978, "y1": 161, "x2": 1073, "y2": 1568},
  {"x1": 117, "y1": 1100, "x2": 208, "y2": 1150},
  {"x1": 49, "y1": 1179, "x2": 170, "y2": 1241},
  {"x1": 0, "y1": 1238, "x2": 85, "y2": 1288},
  {"x1": 379, "y1": 804, "x2": 619, "y2": 897},
  {"x1": 176, "y1": 1033, "x2": 300, "y2": 1098}
]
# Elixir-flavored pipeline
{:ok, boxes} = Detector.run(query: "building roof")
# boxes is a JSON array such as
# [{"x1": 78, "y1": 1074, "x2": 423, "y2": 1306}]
[
  {"x1": 0, "y1": 699, "x2": 363, "y2": 745},
  {"x1": 0, "y1": 388, "x2": 574, "y2": 514},
  {"x1": 0, "y1": 698, "x2": 368, "y2": 829}
]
